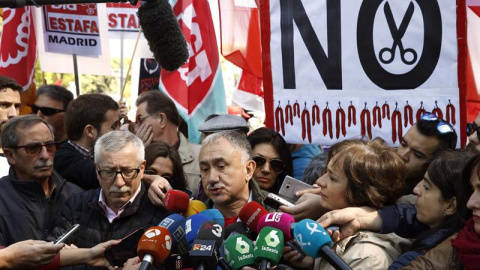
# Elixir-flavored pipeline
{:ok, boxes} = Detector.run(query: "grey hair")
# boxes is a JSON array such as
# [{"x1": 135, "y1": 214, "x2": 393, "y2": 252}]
[
  {"x1": 1, "y1": 115, "x2": 55, "y2": 149},
  {"x1": 202, "y1": 130, "x2": 252, "y2": 163},
  {"x1": 94, "y1": 131, "x2": 145, "y2": 163}
]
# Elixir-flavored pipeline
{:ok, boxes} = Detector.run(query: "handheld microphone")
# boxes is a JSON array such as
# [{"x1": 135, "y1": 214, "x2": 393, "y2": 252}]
[
  {"x1": 165, "y1": 254, "x2": 193, "y2": 270},
  {"x1": 254, "y1": 227, "x2": 284, "y2": 270},
  {"x1": 185, "y1": 200, "x2": 208, "y2": 218},
  {"x1": 238, "y1": 201, "x2": 269, "y2": 234},
  {"x1": 293, "y1": 219, "x2": 352, "y2": 270},
  {"x1": 164, "y1": 190, "x2": 190, "y2": 214},
  {"x1": 137, "y1": 226, "x2": 172, "y2": 270},
  {"x1": 200, "y1": 209, "x2": 225, "y2": 227},
  {"x1": 224, "y1": 222, "x2": 255, "y2": 240},
  {"x1": 185, "y1": 214, "x2": 211, "y2": 247},
  {"x1": 137, "y1": 0, "x2": 189, "y2": 71},
  {"x1": 223, "y1": 234, "x2": 256, "y2": 270},
  {"x1": 158, "y1": 214, "x2": 189, "y2": 254},
  {"x1": 195, "y1": 221, "x2": 231, "y2": 270},
  {"x1": 257, "y1": 212, "x2": 295, "y2": 241}
]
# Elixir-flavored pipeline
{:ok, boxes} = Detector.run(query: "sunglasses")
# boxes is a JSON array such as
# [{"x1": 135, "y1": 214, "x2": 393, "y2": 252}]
[
  {"x1": 466, "y1": 122, "x2": 480, "y2": 141},
  {"x1": 252, "y1": 156, "x2": 285, "y2": 173},
  {"x1": 420, "y1": 112, "x2": 455, "y2": 134},
  {"x1": 11, "y1": 142, "x2": 57, "y2": 155},
  {"x1": 31, "y1": 104, "x2": 65, "y2": 116}
]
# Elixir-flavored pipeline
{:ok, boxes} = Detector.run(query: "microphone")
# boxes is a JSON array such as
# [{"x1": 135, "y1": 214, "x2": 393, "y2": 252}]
[
  {"x1": 0, "y1": 0, "x2": 136, "y2": 8},
  {"x1": 137, "y1": 0, "x2": 189, "y2": 71},
  {"x1": 137, "y1": 226, "x2": 172, "y2": 270},
  {"x1": 200, "y1": 209, "x2": 225, "y2": 227},
  {"x1": 185, "y1": 214, "x2": 211, "y2": 247},
  {"x1": 224, "y1": 222, "x2": 255, "y2": 240},
  {"x1": 223, "y1": 234, "x2": 256, "y2": 270},
  {"x1": 196, "y1": 221, "x2": 231, "y2": 270},
  {"x1": 165, "y1": 254, "x2": 193, "y2": 270},
  {"x1": 158, "y1": 214, "x2": 189, "y2": 254},
  {"x1": 238, "y1": 201, "x2": 269, "y2": 234},
  {"x1": 254, "y1": 227, "x2": 284, "y2": 270},
  {"x1": 164, "y1": 190, "x2": 190, "y2": 214},
  {"x1": 185, "y1": 200, "x2": 208, "y2": 218},
  {"x1": 190, "y1": 221, "x2": 231, "y2": 270},
  {"x1": 293, "y1": 219, "x2": 352, "y2": 270}
]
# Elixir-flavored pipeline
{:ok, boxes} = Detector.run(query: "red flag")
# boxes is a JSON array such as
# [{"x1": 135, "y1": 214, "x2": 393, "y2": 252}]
[
  {"x1": 0, "y1": 7, "x2": 37, "y2": 90},
  {"x1": 219, "y1": 0, "x2": 263, "y2": 110}
]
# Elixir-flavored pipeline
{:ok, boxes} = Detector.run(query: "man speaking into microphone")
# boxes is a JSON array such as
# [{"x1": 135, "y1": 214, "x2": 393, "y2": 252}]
[{"x1": 197, "y1": 131, "x2": 272, "y2": 227}]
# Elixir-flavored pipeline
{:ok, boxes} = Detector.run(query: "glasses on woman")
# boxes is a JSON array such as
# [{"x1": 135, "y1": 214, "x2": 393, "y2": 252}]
[
  {"x1": 466, "y1": 122, "x2": 480, "y2": 141},
  {"x1": 252, "y1": 156, "x2": 285, "y2": 173},
  {"x1": 97, "y1": 164, "x2": 141, "y2": 182},
  {"x1": 10, "y1": 142, "x2": 57, "y2": 155},
  {"x1": 31, "y1": 105, "x2": 65, "y2": 116}
]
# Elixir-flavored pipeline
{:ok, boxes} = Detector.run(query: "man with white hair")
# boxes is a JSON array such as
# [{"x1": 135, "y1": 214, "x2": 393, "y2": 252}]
[{"x1": 49, "y1": 131, "x2": 171, "y2": 269}]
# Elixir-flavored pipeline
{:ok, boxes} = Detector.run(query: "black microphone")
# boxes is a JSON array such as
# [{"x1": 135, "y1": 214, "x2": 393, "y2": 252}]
[
  {"x1": 224, "y1": 222, "x2": 256, "y2": 240},
  {"x1": 0, "y1": 0, "x2": 136, "y2": 8},
  {"x1": 190, "y1": 221, "x2": 231, "y2": 270},
  {"x1": 137, "y1": 0, "x2": 189, "y2": 71}
]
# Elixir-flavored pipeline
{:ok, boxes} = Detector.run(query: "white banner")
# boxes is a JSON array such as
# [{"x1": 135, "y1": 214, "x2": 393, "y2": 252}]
[{"x1": 267, "y1": 0, "x2": 459, "y2": 146}]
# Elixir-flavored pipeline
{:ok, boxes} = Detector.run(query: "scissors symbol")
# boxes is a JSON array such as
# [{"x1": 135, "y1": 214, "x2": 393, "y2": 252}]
[{"x1": 379, "y1": 2, "x2": 417, "y2": 65}]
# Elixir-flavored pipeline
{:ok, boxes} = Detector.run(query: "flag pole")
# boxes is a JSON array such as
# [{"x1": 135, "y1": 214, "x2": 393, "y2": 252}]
[
  {"x1": 120, "y1": 28, "x2": 142, "y2": 100},
  {"x1": 72, "y1": 54, "x2": 80, "y2": 96}
]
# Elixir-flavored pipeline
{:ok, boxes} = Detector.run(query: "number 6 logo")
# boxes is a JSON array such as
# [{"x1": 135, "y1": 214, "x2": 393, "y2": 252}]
[{"x1": 265, "y1": 230, "x2": 281, "y2": 247}]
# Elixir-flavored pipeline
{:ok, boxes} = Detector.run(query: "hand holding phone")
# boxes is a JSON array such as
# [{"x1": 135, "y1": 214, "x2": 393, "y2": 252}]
[
  {"x1": 278, "y1": 176, "x2": 312, "y2": 202},
  {"x1": 104, "y1": 229, "x2": 145, "y2": 267},
  {"x1": 264, "y1": 193, "x2": 295, "y2": 210}
]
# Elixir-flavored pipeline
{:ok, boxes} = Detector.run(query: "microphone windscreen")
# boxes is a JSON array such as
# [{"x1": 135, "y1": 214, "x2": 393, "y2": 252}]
[
  {"x1": 196, "y1": 220, "x2": 224, "y2": 248},
  {"x1": 238, "y1": 201, "x2": 268, "y2": 234},
  {"x1": 293, "y1": 219, "x2": 332, "y2": 258},
  {"x1": 253, "y1": 227, "x2": 284, "y2": 264},
  {"x1": 137, "y1": 226, "x2": 172, "y2": 265},
  {"x1": 257, "y1": 212, "x2": 295, "y2": 241},
  {"x1": 185, "y1": 214, "x2": 211, "y2": 247},
  {"x1": 164, "y1": 190, "x2": 190, "y2": 214},
  {"x1": 158, "y1": 214, "x2": 188, "y2": 254},
  {"x1": 225, "y1": 222, "x2": 255, "y2": 240},
  {"x1": 200, "y1": 209, "x2": 225, "y2": 227},
  {"x1": 137, "y1": 0, "x2": 189, "y2": 71},
  {"x1": 224, "y1": 235, "x2": 255, "y2": 270},
  {"x1": 185, "y1": 200, "x2": 208, "y2": 218}
]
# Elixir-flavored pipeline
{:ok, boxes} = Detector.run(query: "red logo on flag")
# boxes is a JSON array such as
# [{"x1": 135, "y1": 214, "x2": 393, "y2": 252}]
[
  {"x1": 160, "y1": 0, "x2": 219, "y2": 115},
  {"x1": 0, "y1": 7, "x2": 37, "y2": 90}
]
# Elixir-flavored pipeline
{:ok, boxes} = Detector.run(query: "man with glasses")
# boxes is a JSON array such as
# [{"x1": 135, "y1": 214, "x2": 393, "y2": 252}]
[
  {"x1": 49, "y1": 131, "x2": 171, "y2": 267},
  {"x1": 33, "y1": 84, "x2": 74, "y2": 144},
  {"x1": 0, "y1": 75, "x2": 22, "y2": 177},
  {"x1": 54, "y1": 94, "x2": 120, "y2": 189},
  {"x1": 135, "y1": 90, "x2": 202, "y2": 197},
  {"x1": 466, "y1": 113, "x2": 480, "y2": 154},
  {"x1": 198, "y1": 131, "x2": 270, "y2": 227},
  {"x1": 0, "y1": 115, "x2": 83, "y2": 246}
]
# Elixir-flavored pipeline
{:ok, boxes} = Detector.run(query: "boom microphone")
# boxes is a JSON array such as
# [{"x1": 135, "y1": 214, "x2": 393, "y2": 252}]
[
  {"x1": 238, "y1": 201, "x2": 269, "y2": 234},
  {"x1": 185, "y1": 200, "x2": 208, "y2": 218},
  {"x1": 164, "y1": 190, "x2": 190, "y2": 214},
  {"x1": 254, "y1": 227, "x2": 284, "y2": 270},
  {"x1": 223, "y1": 234, "x2": 256, "y2": 270},
  {"x1": 158, "y1": 214, "x2": 189, "y2": 254},
  {"x1": 137, "y1": 226, "x2": 172, "y2": 270},
  {"x1": 137, "y1": 0, "x2": 189, "y2": 71},
  {"x1": 293, "y1": 219, "x2": 352, "y2": 270}
]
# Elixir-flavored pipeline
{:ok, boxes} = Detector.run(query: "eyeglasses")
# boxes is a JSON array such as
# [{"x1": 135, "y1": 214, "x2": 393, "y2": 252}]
[
  {"x1": 97, "y1": 164, "x2": 141, "y2": 182},
  {"x1": 136, "y1": 114, "x2": 155, "y2": 125},
  {"x1": 420, "y1": 112, "x2": 455, "y2": 134},
  {"x1": 252, "y1": 156, "x2": 285, "y2": 173},
  {"x1": 466, "y1": 122, "x2": 480, "y2": 141},
  {"x1": 10, "y1": 142, "x2": 57, "y2": 155},
  {"x1": 31, "y1": 104, "x2": 65, "y2": 116}
]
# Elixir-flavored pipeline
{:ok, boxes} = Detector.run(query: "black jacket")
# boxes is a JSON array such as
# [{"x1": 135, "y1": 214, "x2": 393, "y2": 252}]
[
  {"x1": 49, "y1": 183, "x2": 171, "y2": 269},
  {"x1": 0, "y1": 168, "x2": 83, "y2": 246},
  {"x1": 54, "y1": 141, "x2": 99, "y2": 190}
]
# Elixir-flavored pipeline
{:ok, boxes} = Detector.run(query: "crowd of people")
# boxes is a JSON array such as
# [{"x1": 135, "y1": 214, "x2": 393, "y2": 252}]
[{"x1": 0, "y1": 73, "x2": 479, "y2": 270}]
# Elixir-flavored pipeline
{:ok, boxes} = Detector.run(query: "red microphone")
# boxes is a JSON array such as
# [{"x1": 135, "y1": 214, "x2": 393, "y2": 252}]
[
  {"x1": 163, "y1": 190, "x2": 190, "y2": 214},
  {"x1": 137, "y1": 226, "x2": 172, "y2": 270},
  {"x1": 238, "y1": 201, "x2": 269, "y2": 234}
]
